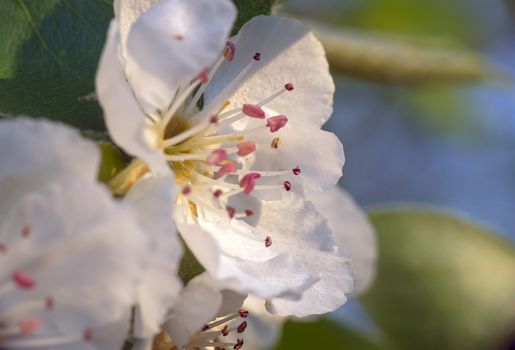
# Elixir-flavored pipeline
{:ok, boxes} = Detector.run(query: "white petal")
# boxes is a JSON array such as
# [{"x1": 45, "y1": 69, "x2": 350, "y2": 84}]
[
  {"x1": 114, "y1": 0, "x2": 161, "y2": 46},
  {"x1": 0, "y1": 118, "x2": 99, "y2": 220},
  {"x1": 177, "y1": 219, "x2": 316, "y2": 300},
  {"x1": 241, "y1": 296, "x2": 284, "y2": 350},
  {"x1": 216, "y1": 290, "x2": 247, "y2": 317},
  {"x1": 205, "y1": 16, "x2": 334, "y2": 127},
  {"x1": 253, "y1": 192, "x2": 353, "y2": 317},
  {"x1": 162, "y1": 273, "x2": 223, "y2": 347},
  {"x1": 307, "y1": 187, "x2": 377, "y2": 294},
  {"x1": 123, "y1": 0, "x2": 236, "y2": 112},
  {"x1": 247, "y1": 117, "x2": 344, "y2": 193},
  {"x1": 96, "y1": 21, "x2": 168, "y2": 174},
  {"x1": 125, "y1": 174, "x2": 183, "y2": 337},
  {"x1": 0, "y1": 178, "x2": 148, "y2": 343}
]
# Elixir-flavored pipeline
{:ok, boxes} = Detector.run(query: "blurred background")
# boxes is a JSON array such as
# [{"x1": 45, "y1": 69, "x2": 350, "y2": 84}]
[{"x1": 273, "y1": 0, "x2": 515, "y2": 349}]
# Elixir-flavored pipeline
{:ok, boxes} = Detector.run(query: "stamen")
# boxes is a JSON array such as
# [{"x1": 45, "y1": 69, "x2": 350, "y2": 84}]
[
  {"x1": 266, "y1": 115, "x2": 288, "y2": 132},
  {"x1": 234, "y1": 338, "x2": 244, "y2": 350},
  {"x1": 206, "y1": 149, "x2": 227, "y2": 165},
  {"x1": 271, "y1": 137, "x2": 281, "y2": 149},
  {"x1": 160, "y1": 77, "x2": 203, "y2": 132},
  {"x1": 194, "y1": 57, "x2": 258, "y2": 124},
  {"x1": 182, "y1": 186, "x2": 192, "y2": 195},
  {"x1": 237, "y1": 141, "x2": 256, "y2": 156},
  {"x1": 239, "y1": 173, "x2": 261, "y2": 195},
  {"x1": 224, "y1": 41, "x2": 236, "y2": 61},
  {"x1": 45, "y1": 296, "x2": 55, "y2": 309},
  {"x1": 162, "y1": 121, "x2": 211, "y2": 148},
  {"x1": 213, "y1": 189, "x2": 223, "y2": 198},
  {"x1": 237, "y1": 321, "x2": 248, "y2": 333},
  {"x1": 216, "y1": 162, "x2": 238, "y2": 177},
  {"x1": 21, "y1": 225, "x2": 31, "y2": 238},
  {"x1": 265, "y1": 236, "x2": 272, "y2": 247},
  {"x1": 185, "y1": 55, "x2": 227, "y2": 116},
  {"x1": 227, "y1": 207, "x2": 236, "y2": 219},
  {"x1": 244, "y1": 209, "x2": 254, "y2": 217},
  {"x1": 253, "y1": 52, "x2": 261, "y2": 61},
  {"x1": 12, "y1": 270, "x2": 36, "y2": 289},
  {"x1": 285, "y1": 82, "x2": 294, "y2": 91},
  {"x1": 242, "y1": 104, "x2": 265, "y2": 119},
  {"x1": 238, "y1": 310, "x2": 249, "y2": 318},
  {"x1": 283, "y1": 181, "x2": 292, "y2": 191},
  {"x1": 222, "y1": 325, "x2": 230, "y2": 336},
  {"x1": 292, "y1": 166, "x2": 301, "y2": 175},
  {"x1": 83, "y1": 328, "x2": 93, "y2": 342},
  {"x1": 165, "y1": 153, "x2": 208, "y2": 162}
]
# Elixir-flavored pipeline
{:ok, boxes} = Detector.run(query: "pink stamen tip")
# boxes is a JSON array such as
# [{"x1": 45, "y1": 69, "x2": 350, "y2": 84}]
[
  {"x1": 182, "y1": 186, "x2": 192, "y2": 195},
  {"x1": 224, "y1": 41, "x2": 236, "y2": 62},
  {"x1": 253, "y1": 52, "x2": 261, "y2": 61},
  {"x1": 239, "y1": 173, "x2": 261, "y2": 195},
  {"x1": 45, "y1": 296, "x2": 55, "y2": 309},
  {"x1": 21, "y1": 225, "x2": 31, "y2": 238},
  {"x1": 210, "y1": 115, "x2": 219, "y2": 124},
  {"x1": 237, "y1": 321, "x2": 248, "y2": 333},
  {"x1": 292, "y1": 166, "x2": 301, "y2": 175},
  {"x1": 239, "y1": 310, "x2": 249, "y2": 318},
  {"x1": 234, "y1": 338, "x2": 244, "y2": 350},
  {"x1": 13, "y1": 270, "x2": 36, "y2": 289},
  {"x1": 265, "y1": 236, "x2": 272, "y2": 247},
  {"x1": 213, "y1": 189, "x2": 223, "y2": 198},
  {"x1": 283, "y1": 181, "x2": 292, "y2": 191},
  {"x1": 285, "y1": 83, "x2": 294, "y2": 91},
  {"x1": 0, "y1": 243, "x2": 6, "y2": 254},
  {"x1": 18, "y1": 318, "x2": 41, "y2": 335},
  {"x1": 237, "y1": 141, "x2": 256, "y2": 156},
  {"x1": 83, "y1": 328, "x2": 93, "y2": 342},
  {"x1": 266, "y1": 115, "x2": 288, "y2": 133},
  {"x1": 198, "y1": 68, "x2": 209, "y2": 84},
  {"x1": 216, "y1": 162, "x2": 238, "y2": 177},
  {"x1": 245, "y1": 209, "x2": 254, "y2": 217},
  {"x1": 227, "y1": 206, "x2": 236, "y2": 219},
  {"x1": 222, "y1": 325, "x2": 230, "y2": 336},
  {"x1": 206, "y1": 149, "x2": 227, "y2": 165},
  {"x1": 242, "y1": 104, "x2": 265, "y2": 119}
]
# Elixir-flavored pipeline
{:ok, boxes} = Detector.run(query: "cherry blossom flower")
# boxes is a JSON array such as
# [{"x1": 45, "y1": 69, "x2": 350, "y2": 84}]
[
  {"x1": 97, "y1": 0, "x2": 374, "y2": 326},
  {"x1": 0, "y1": 118, "x2": 147, "y2": 349}
]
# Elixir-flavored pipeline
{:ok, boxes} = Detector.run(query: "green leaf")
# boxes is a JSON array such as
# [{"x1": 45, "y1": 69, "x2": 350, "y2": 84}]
[
  {"x1": 0, "y1": 0, "x2": 113, "y2": 131},
  {"x1": 97, "y1": 142, "x2": 126, "y2": 183},
  {"x1": 231, "y1": 0, "x2": 276, "y2": 34},
  {"x1": 274, "y1": 318, "x2": 382, "y2": 350},
  {"x1": 363, "y1": 208, "x2": 515, "y2": 350}
]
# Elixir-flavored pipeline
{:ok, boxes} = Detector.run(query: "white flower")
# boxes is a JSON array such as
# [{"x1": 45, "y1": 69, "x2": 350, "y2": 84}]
[
  {"x1": 0, "y1": 118, "x2": 157, "y2": 349},
  {"x1": 96, "y1": 0, "x2": 374, "y2": 321},
  {"x1": 234, "y1": 187, "x2": 378, "y2": 350}
]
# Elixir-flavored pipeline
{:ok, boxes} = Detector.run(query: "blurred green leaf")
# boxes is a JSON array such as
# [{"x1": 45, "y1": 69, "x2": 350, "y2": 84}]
[
  {"x1": 363, "y1": 208, "x2": 515, "y2": 350},
  {"x1": 0, "y1": 0, "x2": 113, "y2": 131},
  {"x1": 310, "y1": 21, "x2": 498, "y2": 83},
  {"x1": 274, "y1": 318, "x2": 382, "y2": 350},
  {"x1": 97, "y1": 142, "x2": 126, "y2": 183},
  {"x1": 231, "y1": 0, "x2": 276, "y2": 34}
]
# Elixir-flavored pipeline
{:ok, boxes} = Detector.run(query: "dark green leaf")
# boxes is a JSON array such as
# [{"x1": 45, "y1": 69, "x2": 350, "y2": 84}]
[
  {"x1": 97, "y1": 142, "x2": 126, "y2": 183},
  {"x1": 0, "y1": 0, "x2": 113, "y2": 131},
  {"x1": 274, "y1": 318, "x2": 382, "y2": 350},
  {"x1": 231, "y1": 0, "x2": 275, "y2": 34},
  {"x1": 363, "y1": 208, "x2": 515, "y2": 350}
]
